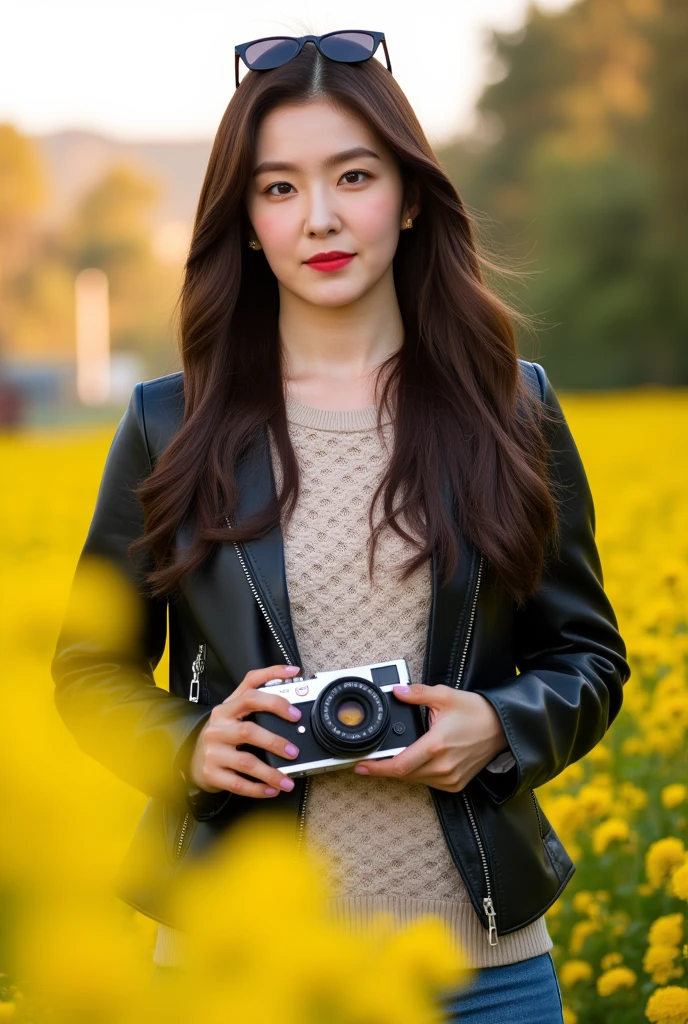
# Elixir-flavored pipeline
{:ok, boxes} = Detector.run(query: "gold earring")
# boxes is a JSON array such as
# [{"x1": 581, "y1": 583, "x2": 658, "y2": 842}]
[
  {"x1": 404, "y1": 218, "x2": 413, "y2": 229},
  {"x1": 249, "y1": 239, "x2": 259, "y2": 249}
]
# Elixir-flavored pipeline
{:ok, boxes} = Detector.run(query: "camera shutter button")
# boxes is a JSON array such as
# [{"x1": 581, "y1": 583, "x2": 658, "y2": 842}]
[{"x1": 392, "y1": 722, "x2": 406, "y2": 735}]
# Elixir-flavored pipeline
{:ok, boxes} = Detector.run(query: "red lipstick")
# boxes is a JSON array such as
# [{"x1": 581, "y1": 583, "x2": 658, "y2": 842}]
[{"x1": 304, "y1": 250, "x2": 355, "y2": 272}]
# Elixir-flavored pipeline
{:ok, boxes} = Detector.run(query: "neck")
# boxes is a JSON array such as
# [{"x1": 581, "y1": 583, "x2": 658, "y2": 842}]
[{"x1": 277, "y1": 269, "x2": 404, "y2": 408}]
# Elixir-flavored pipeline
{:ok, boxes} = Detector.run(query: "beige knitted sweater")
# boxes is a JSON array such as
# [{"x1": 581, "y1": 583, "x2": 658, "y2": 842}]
[{"x1": 154, "y1": 395, "x2": 552, "y2": 968}]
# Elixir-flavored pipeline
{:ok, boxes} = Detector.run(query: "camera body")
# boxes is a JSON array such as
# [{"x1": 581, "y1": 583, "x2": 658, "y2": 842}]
[{"x1": 249, "y1": 659, "x2": 423, "y2": 777}]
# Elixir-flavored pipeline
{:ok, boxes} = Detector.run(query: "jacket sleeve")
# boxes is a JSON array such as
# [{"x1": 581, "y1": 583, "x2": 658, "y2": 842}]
[
  {"x1": 51, "y1": 382, "x2": 215, "y2": 813},
  {"x1": 472, "y1": 361, "x2": 631, "y2": 804}
]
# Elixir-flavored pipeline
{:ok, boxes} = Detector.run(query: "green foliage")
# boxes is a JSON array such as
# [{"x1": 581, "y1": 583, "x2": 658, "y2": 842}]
[{"x1": 439, "y1": 0, "x2": 688, "y2": 387}]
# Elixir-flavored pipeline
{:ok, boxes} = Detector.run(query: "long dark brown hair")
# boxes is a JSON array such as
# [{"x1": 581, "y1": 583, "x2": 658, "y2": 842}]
[{"x1": 130, "y1": 42, "x2": 563, "y2": 608}]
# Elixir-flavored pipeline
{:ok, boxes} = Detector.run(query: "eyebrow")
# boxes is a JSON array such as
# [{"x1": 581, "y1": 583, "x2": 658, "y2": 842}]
[{"x1": 252, "y1": 146, "x2": 381, "y2": 178}]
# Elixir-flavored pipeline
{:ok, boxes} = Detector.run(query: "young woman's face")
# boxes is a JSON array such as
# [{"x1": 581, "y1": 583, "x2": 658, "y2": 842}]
[{"x1": 244, "y1": 98, "x2": 413, "y2": 308}]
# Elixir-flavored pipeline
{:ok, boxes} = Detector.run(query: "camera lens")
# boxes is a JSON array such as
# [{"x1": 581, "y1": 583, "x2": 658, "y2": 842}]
[
  {"x1": 336, "y1": 700, "x2": 366, "y2": 727},
  {"x1": 311, "y1": 676, "x2": 391, "y2": 757}
]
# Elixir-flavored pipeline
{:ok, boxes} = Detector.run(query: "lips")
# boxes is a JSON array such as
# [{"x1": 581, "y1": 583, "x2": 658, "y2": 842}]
[
  {"x1": 305, "y1": 251, "x2": 355, "y2": 264},
  {"x1": 304, "y1": 251, "x2": 356, "y2": 273}
]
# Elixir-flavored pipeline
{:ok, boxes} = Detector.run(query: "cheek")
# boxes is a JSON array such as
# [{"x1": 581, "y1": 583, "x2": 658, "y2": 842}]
[
  {"x1": 250, "y1": 209, "x2": 295, "y2": 255},
  {"x1": 352, "y1": 193, "x2": 402, "y2": 248}
]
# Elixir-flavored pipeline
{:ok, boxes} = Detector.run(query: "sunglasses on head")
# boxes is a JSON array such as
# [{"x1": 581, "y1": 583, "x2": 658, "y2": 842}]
[{"x1": 234, "y1": 30, "x2": 392, "y2": 89}]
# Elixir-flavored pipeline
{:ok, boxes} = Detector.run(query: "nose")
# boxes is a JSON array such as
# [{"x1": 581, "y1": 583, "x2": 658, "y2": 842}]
[{"x1": 303, "y1": 182, "x2": 341, "y2": 238}]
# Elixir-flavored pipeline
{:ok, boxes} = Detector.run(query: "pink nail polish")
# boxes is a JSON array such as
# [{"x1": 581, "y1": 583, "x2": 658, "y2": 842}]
[
  {"x1": 280, "y1": 776, "x2": 295, "y2": 791},
  {"x1": 354, "y1": 765, "x2": 369, "y2": 774},
  {"x1": 285, "y1": 743, "x2": 299, "y2": 757},
  {"x1": 265, "y1": 787, "x2": 279, "y2": 795},
  {"x1": 288, "y1": 705, "x2": 302, "y2": 720}
]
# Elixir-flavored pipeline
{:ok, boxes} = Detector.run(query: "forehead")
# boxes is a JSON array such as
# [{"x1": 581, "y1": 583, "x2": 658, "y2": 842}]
[{"x1": 253, "y1": 99, "x2": 390, "y2": 165}]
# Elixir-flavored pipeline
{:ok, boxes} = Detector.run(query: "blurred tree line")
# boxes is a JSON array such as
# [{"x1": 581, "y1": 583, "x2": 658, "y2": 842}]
[
  {"x1": 1, "y1": 0, "x2": 686, "y2": 387},
  {"x1": 0, "y1": 125, "x2": 182, "y2": 379},
  {"x1": 438, "y1": 0, "x2": 688, "y2": 386}
]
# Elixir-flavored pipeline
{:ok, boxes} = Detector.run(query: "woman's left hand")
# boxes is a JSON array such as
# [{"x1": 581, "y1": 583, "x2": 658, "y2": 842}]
[{"x1": 351, "y1": 683, "x2": 510, "y2": 793}]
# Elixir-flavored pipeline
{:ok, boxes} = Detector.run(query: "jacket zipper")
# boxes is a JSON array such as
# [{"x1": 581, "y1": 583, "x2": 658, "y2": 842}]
[
  {"x1": 189, "y1": 642, "x2": 206, "y2": 703},
  {"x1": 452, "y1": 552, "x2": 498, "y2": 945},
  {"x1": 176, "y1": 641, "x2": 207, "y2": 860},
  {"x1": 223, "y1": 516, "x2": 310, "y2": 847},
  {"x1": 531, "y1": 789, "x2": 543, "y2": 838}
]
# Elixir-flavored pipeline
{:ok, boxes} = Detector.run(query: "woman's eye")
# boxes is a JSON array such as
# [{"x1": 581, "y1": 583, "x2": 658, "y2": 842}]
[
  {"x1": 266, "y1": 182, "x2": 294, "y2": 196},
  {"x1": 340, "y1": 169, "x2": 370, "y2": 185},
  {"x1": 264, "y1": 169, "x2": 370, "y2": 196}
]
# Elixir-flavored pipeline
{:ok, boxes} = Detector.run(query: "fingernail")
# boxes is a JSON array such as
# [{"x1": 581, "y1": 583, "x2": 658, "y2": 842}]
[
  {"x1": 285, "y1": 666, "x2": 301, "y2": 675},
  {"x1": 394, "y1": 685, "x2": 411, "y2": 695},
  {"x1": 280, "y1": 776, "x2": 295, "y2": 791},
  {"x1": 265, "y1": 787, "x2": 279, "y2": 795},
  {"x1": 288, "y1": 705, "x2": 302, "y2": 720},
  {"x1": 285, "y1": 743, "x2": 299, "y2": 757},
  {"x1": 354, "y1": 765, "x2": 369, "y2": 774}
]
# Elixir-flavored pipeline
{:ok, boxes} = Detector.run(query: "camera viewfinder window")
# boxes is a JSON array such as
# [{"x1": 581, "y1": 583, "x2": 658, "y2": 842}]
[{"x1": 371, "y1": 664, "x2": 400, "y2": 686}]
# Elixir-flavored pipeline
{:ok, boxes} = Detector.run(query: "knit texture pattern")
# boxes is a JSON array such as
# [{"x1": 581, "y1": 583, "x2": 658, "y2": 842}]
[{"x1": 154, "y1": 395, "x2": 552, "y2": 969}]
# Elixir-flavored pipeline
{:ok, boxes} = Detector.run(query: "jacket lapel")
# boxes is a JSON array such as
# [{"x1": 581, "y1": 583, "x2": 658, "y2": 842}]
[
  {"x1": 232, "y1": 428, "x2": 301, "y2": 666},
  {"x1": 175, "y1": 425, "x2": 301, "y2": 675},
  {"x1": 423, "y1": 464, "x2": 478, "y2": 688}
]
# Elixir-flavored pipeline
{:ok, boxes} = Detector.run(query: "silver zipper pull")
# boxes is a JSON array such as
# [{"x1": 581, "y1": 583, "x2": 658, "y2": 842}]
[
  {"x1": 189, "y1": 642, "x2": 205, "y2": 702},
  {"x1": 483, "y1": 896, "x2": 498, "y2": 946}
]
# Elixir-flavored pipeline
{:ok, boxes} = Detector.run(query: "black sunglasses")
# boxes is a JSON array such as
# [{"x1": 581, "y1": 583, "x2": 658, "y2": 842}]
[{"x1": 234, "y1": 30, "x2": 392, "y2": 89}]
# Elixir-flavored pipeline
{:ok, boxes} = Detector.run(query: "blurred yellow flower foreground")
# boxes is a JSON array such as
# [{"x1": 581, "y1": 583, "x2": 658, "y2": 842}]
[{"x1": 0, "y1": 538, "x2": 470, "y2": 1022}]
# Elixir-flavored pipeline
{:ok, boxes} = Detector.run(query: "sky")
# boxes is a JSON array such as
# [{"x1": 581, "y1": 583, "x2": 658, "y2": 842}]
[{"x1": 2, "y1": 0, "x2": 574, "y2": 148}]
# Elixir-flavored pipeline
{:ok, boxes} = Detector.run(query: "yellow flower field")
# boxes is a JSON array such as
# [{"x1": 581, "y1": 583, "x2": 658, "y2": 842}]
[{"x1": 1, "y1": 385, "x2": 687, "y2": 1022}]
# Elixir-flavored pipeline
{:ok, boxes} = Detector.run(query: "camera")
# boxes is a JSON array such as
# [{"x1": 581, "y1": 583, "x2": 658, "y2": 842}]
[{"x1": 248, "y1": 659, "x2": 423, "y2": 777}]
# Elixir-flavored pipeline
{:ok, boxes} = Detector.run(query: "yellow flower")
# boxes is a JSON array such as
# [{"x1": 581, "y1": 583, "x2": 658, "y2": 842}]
[
  {"x1": 648, "y1": 914, "x2": 684, "y2": 949},
  {"x1": 585, "y1": 743, "x2": 611, "y2": 764},
  {"x1": 572, "y1": 890, "x2": 597, "y2": 916},
  {"x1": 643, "y1": 944, "x2": 682, "y2": 985},
  {"x1": 578, "y1": 783, "x2": 614, "y2": 820},
  {"x1": 562, "y1": 1006, "x2": 578, "y2": 1024},
  {"x1": 661, "y1": 785, "x2": 687, "y2": 809},
  {"x1": 596, "y1": 966, "x2": 637, "y2": 997},
  {"x1": 621, "y1": 736, "x2": 648, "y2": 757},
  {"x1": 592, "y1": 817, "x2": 631, "y2": 854},
  {"x1": 645, "y1": 985, "x2": 688, "y2": 1024},
  {"x1": 617, "y1": 781, "x2": 649, "y2": 813},
  {"x1": 671, "y1": 860, "x2": 688, "y2": 901},
  {"x1": 560, "y1": 959, "x2": 594, "y2": 987},
  {"x1": 646, "y1": 838, "x2": 686, "y2": 889},
  {"x1": 637, "y1": 883, "x2": 655, "y2": 896},
  {"x1": 601, "y1": 952, "x2": 624, "y2": 969},
  {"x1": 569, "y1": 920, "x2": 602, "y2": 955},
  {"x1": 0, "y1": 1005, "x2": 16, "y2": 1020}
]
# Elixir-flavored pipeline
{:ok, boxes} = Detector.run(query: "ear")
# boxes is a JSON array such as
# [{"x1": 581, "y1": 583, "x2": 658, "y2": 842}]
[{"x1": 403, "y1": 181, "x2": 422, "y2": 224}]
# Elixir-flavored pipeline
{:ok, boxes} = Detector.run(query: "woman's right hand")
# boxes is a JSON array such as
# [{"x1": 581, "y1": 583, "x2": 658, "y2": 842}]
[{"x1": 188, "y1": 665, "x2": 303, "y2": 798}]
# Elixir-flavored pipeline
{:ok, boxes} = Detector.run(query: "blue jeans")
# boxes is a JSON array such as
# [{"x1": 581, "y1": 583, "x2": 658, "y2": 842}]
[
  {"x1": 439, "y1": 952, "x2": 565, "y2": 1023},
  {"x1": 151, "y1": 951, "x2": 565, "y2": 1022}
]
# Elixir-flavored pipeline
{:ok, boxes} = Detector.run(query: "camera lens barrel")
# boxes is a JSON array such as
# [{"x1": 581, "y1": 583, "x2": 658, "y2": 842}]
[{"x1": 310, "y1": 676, "x2": 391, "y2": 756}]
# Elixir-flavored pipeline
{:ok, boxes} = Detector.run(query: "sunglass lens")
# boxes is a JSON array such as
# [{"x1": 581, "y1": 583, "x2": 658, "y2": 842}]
[
  {"x1": 245, "y1": 38, "x2": 300, "y2": 70},
  {"x1": 319, "y1": 32, "x2": 376, "y2": 62}
]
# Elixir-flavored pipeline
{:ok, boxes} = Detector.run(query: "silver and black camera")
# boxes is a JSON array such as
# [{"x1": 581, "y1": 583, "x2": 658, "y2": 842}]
[{"x1": 249, "y1": 659, "x2": 423, "y2": 777}]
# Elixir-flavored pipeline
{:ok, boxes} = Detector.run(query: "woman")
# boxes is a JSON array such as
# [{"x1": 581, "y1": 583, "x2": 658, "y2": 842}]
[{"x1": 51, "y1": 30, "x2": 631, "y2": 1022}]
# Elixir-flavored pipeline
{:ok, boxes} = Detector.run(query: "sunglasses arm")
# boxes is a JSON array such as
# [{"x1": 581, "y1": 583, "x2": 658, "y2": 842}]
[{"x1": 381, "y1": 37, "x2": 392, "y2": 75}]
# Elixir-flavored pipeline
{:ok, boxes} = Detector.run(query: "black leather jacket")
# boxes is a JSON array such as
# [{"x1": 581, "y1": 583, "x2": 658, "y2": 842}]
[{"x1": 51, "y1": 359, "x2": 630, "y2": 945}]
